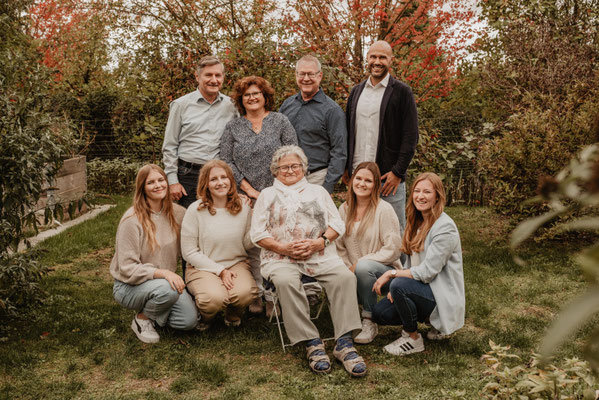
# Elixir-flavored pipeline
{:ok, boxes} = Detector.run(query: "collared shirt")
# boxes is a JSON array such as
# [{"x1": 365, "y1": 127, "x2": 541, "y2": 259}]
[
  {"x1": 352, "y1": 73, "x2": 390, "y2": 172},
  {"x1": 279, "y1": 88, "x2": 347, "y2": 193},
  {"x1": 162, "y1": 89, "x2": 237, "y2": 185}
]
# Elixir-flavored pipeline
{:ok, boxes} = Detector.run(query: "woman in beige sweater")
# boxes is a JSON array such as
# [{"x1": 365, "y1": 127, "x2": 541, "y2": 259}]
[
  {"x1": 110, "y1": 164, "x2": 197, "y2": 344},
  {"x1": 181, "y1": 160, "x2": 258, "y2": 329},
  {"x1": 336, "y1": 162, "x2": 403, "y2": 344}
]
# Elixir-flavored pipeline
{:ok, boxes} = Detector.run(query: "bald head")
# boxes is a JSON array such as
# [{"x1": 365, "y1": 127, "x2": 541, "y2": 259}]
[
  {"x1": 368, "y1": 40, "x2": 393, "y2": 57},
  {"x1": 366, "y1": 40, "x2": 393, "y2": 85}
]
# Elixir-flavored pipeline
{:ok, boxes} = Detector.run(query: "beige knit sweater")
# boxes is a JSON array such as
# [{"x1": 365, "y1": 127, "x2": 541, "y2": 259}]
[
  {"x1": 336, "y1": 200, "x2": 403, "y2": 269},
  {"x1": 181, "y1": 200, "x2": 253, "y2": 279},
  {"x1": 109, "y1": 205, "x2": 185, "y2": 285}
]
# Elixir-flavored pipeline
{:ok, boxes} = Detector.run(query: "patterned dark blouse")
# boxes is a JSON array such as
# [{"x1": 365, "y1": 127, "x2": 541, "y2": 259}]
[{"x1": 220, "y1": 112, "x2": 298, "y2": 194}]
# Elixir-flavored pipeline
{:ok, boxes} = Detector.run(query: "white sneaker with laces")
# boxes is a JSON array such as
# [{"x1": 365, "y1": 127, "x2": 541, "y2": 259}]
[
  {"x1": 131, "y1": 315, "x2": 159, "y2": 343},
  {"x1": 354, "y1": 318, "x2": 378, "y2": 344},
  {"x1": 426, "y1": 327, "x2": 448, "y2": 340},
  {"x1": 383, "y1": 332, "x2": 424, "y2": 356}
]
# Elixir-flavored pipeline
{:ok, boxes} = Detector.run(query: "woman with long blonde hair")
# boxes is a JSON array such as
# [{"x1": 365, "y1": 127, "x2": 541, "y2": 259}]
[
  {"x1": 371, "y1": 172, "x2": 465, "y2": 355},
  {"x1": 336, "y1": 162, "x2": 402, "y2": 344},
  {"x1": 110, "y1": 164, "x2": 197, "y2": 344},
  {"x1": 181, "y1": 160, "x2": 258, "y2": 330}
]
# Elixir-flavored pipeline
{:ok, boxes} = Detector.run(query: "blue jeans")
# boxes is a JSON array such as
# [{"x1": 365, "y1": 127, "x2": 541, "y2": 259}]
[
  {"x1": 372, "y1": 277, "x2": 436, "y2": 333},
  {"x1": 113, "y1": 279, "x2": 197, "y2": 330},
  {"x1": 354, "y1": 259, "x2": 394, "y2": 318},
  {"x1": 381, "y1": 181, "x2": 406, "y2": 233}
]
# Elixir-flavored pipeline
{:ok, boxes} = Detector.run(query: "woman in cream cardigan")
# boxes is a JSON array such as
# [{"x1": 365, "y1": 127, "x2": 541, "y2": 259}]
[
  {"x1": 181, "y1": 160, "x2": 258, "y2": 329},
  {"x1": 371, "y1": 172, "x2": 465, "y2": 355},
  {"x1": 336, "y1": 162, "x2": 403, "y2": 344}
]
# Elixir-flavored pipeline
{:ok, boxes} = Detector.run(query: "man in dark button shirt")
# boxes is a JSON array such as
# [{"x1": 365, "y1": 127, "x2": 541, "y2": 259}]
[{"x1": 279, "y1": 55, "x2": 347, "y2": 194}]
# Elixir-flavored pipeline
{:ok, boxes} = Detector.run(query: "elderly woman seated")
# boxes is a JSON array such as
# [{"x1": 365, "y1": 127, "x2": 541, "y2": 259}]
[{"x1": 251, "y1": 145, "x2": 366, "y2": 377}]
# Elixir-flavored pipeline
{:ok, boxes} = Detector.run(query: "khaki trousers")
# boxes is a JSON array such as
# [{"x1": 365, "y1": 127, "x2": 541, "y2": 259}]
[
  {"x1": 186, "y1": 261, "x2": 258, "y2": 321},
  {"x1": 266, "y1": 261, "x2": 362, "y2": 345}
]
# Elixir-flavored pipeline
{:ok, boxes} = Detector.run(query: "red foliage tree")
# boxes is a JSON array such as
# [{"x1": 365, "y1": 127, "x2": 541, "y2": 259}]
[
  {"x1": 285, "y1": 0, "x2": 481, "y2": 102},
  {"x1": 27, "y1": 0, "x2": 113, "y2": 91}
]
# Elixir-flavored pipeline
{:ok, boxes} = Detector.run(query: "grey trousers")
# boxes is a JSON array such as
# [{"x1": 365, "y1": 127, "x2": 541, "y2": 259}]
[
  {"x1": 113, "y1": 279, "x2": 197, "y2": 330},
  {"x1": 266, "y1": 261, "x2": 362, "y2": 345}
]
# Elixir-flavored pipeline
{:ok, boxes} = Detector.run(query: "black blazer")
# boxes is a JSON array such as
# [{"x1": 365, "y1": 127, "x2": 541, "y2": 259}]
[{"x1": 345, "y1": 75, "x2": 419, "y2": 181}]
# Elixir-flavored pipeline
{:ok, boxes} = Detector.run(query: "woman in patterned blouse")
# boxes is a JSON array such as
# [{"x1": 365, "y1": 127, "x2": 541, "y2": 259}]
[{"x1": 220, "y1": 76, "x2": 298, "y2": 200}]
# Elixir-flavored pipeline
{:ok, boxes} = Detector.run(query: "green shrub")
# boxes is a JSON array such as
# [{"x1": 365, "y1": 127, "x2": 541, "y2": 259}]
[
  {"x1": 0, "y1": 251, "x2": 48, "y2": 317},
  {"x1": 0, "y1": 7, "x2": 75, "y2": 318},
  {"x1": 480, "y1": 341, "x2": 597, "y2": 399},
  {"x1": 87, "y1": 158, "x2": 145, "y2": 194},
  {"x1": 411, "y1": 124, "x2": 489, "y2": 206},
  {"x1": 477, "y1": 95, "x2": 597, "y2": 217}
]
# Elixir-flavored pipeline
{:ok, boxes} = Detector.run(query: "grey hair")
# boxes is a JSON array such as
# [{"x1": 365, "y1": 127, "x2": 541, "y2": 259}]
[
  {"x1": 270, "y1": 145, "x2": 309, "y2": 176},
  {"x1": 295, "y1": 55, "x2": 321, "y2": 72},
  {"x1": 196, "y1": 55, "x2": 224, "y2": 75}
]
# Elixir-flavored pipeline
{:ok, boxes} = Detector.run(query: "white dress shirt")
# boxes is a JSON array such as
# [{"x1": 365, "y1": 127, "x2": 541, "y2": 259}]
[{"x1": 352, "y1": 73, "x2": 390, "y2": 172}]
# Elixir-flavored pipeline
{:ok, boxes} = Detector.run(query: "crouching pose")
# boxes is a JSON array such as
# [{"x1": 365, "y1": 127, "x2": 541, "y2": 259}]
[
  {"x1": 372, "y1": 172, "x2": 465, "y2": 355},
  {"x1": 336, "y1": 162, "x2": 403, "y2": 344},
  {"x1": 181, "y1": 160, "x2": 258, "y2": 329},
  {"x1": 251, "y1": 145, "x2": 366, "y2": 377},
  {"x1": 111, "y1": 164, "x2": 197, "y2": 344}
]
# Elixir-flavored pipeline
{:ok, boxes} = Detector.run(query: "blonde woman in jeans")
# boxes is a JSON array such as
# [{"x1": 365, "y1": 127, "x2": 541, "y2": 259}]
[
  {"x1": 181, "y1": 160, "x2": 258, "y2": 330},
  {"x1": 111, "y1": 164, "x2": 197, "y2": 344},
  {"x1": 336, "y1": 162, "x2": 403, "y2": 344}
]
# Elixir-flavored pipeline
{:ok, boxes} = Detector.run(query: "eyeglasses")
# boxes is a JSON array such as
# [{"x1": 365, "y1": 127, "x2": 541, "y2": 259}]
[
  {"x1": 278, "y1": 163, "x2": 302, "y2": 173},
  {"x1": 296, "y1": 72, "x2": 320, "y2": 79},
  {"x1": 243, "y1": 91, "x2": 262, "y2": 99}
]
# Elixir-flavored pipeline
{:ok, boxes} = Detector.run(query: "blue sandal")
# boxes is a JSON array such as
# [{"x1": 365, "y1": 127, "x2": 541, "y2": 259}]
[{"x1": 306, "y1": 338, "x2": 331, "y2": 374}]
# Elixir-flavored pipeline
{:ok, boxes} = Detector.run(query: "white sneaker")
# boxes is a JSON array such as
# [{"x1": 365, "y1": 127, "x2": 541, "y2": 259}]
[
  {"x1": 131, "y1": 315, "x2": 159, "y2": 343},
  {"x1": 354, "y1": 318, "x2": 378, "y2": 344},
  {"x1": 426, "y1": 327, "x2": 448, "y2": 340},
  {"x1": 383, "y1": 332, "x2": 424, "y2": 356}
]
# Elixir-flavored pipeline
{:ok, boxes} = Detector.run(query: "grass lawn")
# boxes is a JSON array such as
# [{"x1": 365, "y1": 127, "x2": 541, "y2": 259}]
[{"x1": 0, "y1": 196, "x2": 594, "y2": 399}]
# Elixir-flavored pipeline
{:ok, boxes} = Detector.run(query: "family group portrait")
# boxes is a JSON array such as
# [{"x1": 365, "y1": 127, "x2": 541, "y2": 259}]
[{"x1": 2, "y1": 0, "x2": 599, "y2": 398}]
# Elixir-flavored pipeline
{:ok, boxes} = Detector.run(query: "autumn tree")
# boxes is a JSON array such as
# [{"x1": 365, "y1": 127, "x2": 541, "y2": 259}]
[
  {"x1": 27, "y1": 0, "x2": 122, "y2": 158},
  {"x1": 28, "y1": 0, "x2": 115, "y2": 92},
  {"x1": 285, "y1": 0, "x2": 480, "y2": 104}
]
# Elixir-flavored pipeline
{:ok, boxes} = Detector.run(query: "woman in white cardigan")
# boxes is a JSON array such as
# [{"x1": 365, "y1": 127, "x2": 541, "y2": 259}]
[
  {"x1": 336, "y1": 162, "x2": 403, "y2": 344},
  {"x1": 371, "y1": 172, "x2": 465, "y2": 356},
  {"x1": 181, "y1": 160, "x2": 258, "y2": 330}
]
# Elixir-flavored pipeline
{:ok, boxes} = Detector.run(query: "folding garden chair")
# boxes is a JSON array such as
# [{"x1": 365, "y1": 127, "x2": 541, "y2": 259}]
[{"x1": 264, "y1": 275, "x2": 334, "y2": 352}]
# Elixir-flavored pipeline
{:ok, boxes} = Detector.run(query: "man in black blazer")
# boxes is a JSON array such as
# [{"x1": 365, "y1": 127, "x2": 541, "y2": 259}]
[{"x1": 345, "y1": 40, "x2": 419, "y2": 231}]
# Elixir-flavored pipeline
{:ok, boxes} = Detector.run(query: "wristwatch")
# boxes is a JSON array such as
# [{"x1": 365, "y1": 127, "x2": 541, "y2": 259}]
[{"x1": 321, "y1": 233, "x2": 330, "y2": 247}]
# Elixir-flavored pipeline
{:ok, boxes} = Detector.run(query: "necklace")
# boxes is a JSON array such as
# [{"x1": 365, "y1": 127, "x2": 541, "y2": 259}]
[{"x1": 246, "y1": 111, "x2": 267, "y2": 133}]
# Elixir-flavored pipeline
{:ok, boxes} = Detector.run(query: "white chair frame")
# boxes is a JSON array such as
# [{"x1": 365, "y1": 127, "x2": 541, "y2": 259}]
[{"x1": 267, "y1": 280, "x2": 334, "y2": 353}]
